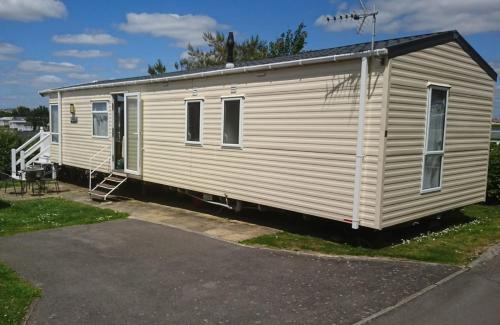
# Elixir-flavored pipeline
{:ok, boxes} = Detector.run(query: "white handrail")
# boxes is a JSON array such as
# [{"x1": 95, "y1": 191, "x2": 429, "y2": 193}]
[
  {"x1": 23, "y1": 133, "x2": 50, "y2": 158},
  {"x1": 88, "y1": 143, "x2": 112, "y2": 192},
  {"x1": 14, "y1": 130, "x2": 43, "y2": 154},
  {"x1": 11, "y1": 128, "x2": 51, "y2": 179}
]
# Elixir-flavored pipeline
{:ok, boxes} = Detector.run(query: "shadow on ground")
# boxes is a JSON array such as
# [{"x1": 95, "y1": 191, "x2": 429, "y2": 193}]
[{"x1": 61, "y1": 170, "x2": 475, "y2": 249}]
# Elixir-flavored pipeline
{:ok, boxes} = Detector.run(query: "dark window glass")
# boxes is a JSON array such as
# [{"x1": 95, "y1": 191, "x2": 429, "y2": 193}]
[
  {"x1": 223, "y1": 100, "x2": 240, "y2": 145},
  {"x1": 186, "y1": 101, "x2": 201, "y2": 142}
]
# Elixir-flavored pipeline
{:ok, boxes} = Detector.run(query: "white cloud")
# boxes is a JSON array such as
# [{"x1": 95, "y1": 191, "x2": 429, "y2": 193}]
[
  {"x1": 0, "y1": 42, "x2": 23, "y2": 60},
  {"x1": 54, "y1": 49, "x2": 112, "y2": 58},
  {"x1": 315, "y1": 0, "x2": 500, "y2": 35},
  {"x1": 33, "y1": 74, "x2": 63, "y2": 84},
  {"x1": 0, "y1": 0, "x2": 66, "y2": 22},
  {"x1": 117, "y1": 58, "x2": 140, "y2": 70},
  {"x1": 18, "y1": 60, "x2": 83, "y2": 73},
  {"x1": 52, "y1": 33, "x2": 123, "y2": 45},
  {"x1": 118, "y1": 13, "x2": 225, "y2": 47}
]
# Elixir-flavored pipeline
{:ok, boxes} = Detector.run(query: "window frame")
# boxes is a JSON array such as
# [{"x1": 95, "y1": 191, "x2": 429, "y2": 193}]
[
  {"x1": 91, "y1": 101, "x2": 109, "y2": 139},
  {"x1": 420, "y1": 84, "x2": 450, "y2": 193},
  {"x1": 220, "y1": 96, "x2": 244, "y2": 148},
  {"x1": 184, "y1": 99, "x2": 204, "y2": 145},
  {"x1": 49, "y1": 103, "x2": 59, "y2": 144}
]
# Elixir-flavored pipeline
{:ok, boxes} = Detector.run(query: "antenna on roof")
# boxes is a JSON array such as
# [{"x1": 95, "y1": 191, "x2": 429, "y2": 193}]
[{"x1": 325, "y1": 0, "x2": 379, "y2": 53}]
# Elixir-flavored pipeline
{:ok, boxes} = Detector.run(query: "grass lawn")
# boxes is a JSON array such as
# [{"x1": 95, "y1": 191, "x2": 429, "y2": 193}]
[
  {"x1": 0, "y1": 197, "x2": 128, "y2": 325},
  {"x1": 242, "y1": 204, "x2": 500, "y2": 266}
]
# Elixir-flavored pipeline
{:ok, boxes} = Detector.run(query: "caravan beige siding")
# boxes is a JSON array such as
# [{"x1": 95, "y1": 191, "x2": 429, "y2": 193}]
[
  {"x1": 57, "y1": 90, "x2": 113, "y2": 172},
  {"x1": 52, "y1": 60, "x2": 385, "y2": 227},
  {"x1": 381, "y1": 41, "x2": 495, "y2": 227},
  {"x1": 138, "y1": 60, "x2": 385, "y2": 227}
]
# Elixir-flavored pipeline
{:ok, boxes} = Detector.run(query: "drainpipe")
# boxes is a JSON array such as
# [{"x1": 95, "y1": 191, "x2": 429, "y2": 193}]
[
  {"x1": 351, "y1": 56, "x2": 368, "y2": 229},
  {"x1": 58, "y1": 91, "x2": 62, "y2": 165}
]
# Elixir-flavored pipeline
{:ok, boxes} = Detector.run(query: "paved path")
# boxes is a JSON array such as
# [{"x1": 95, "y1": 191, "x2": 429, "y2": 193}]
[
  {"x1": 0, "y1": 219, "x2": 458, "y2": 325},
  {"x1": 0, "y1": 182, "x2": 277, "y2": 242},
  {"x1": 369, "y1": 251, "x2": 500, "y2": 325}
]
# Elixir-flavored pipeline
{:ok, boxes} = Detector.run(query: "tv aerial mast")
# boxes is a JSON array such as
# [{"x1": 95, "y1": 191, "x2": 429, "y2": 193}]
[{"x1": 325, "y1": 0, "x2": 379, "y2": 53}]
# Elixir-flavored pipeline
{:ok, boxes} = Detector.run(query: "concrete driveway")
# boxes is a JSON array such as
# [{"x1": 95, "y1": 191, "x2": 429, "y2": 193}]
[{"x1": 0, "y1": 219, "x2": 458, "y2": 325}]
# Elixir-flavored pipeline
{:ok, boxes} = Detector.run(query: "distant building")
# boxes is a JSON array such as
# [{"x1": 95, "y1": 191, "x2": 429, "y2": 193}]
[
  {"x1": 1, "y1": 117, "x2": 33, "y2": 131},
  {"x1": 0, "y1": 116, "x2": 13, "y2": 127}
]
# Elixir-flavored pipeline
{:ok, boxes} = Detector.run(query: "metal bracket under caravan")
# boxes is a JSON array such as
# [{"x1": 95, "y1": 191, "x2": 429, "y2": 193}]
[{"x1": 179, "y1": 189, "x2": 243, "y2": 212}]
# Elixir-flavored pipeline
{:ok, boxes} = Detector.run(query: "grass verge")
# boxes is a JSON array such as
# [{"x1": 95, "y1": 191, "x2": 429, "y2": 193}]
[
  {"x1": 0, "y1": 264, "x2": 41, "y2": 325},
  {"x1": 242, "y1": 204, "x2": 500, "y2": 265},
  {"x1": 0, "y1": 197, "x2": 128, "y2": 236},
  {"x1": 0, "y1": 197, "x2": 128, "y2": 325}
]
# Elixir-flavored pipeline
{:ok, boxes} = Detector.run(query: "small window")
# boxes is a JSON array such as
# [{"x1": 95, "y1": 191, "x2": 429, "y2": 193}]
[
  {"x1": 92, "y1": 102, "x2": 108, "y2": 137},
  {"x1": 222, "y1": 98, "x2": 243, "y2": 146},
  {"x1": 50, "y1": 104, "x2": 59, "y2": 143},
  {"x1": 422, "y1": 86, "x2": 448, "y2": 192},
  {"x1": 185, "y1": 100, "x2": 202, "y2": 144}
]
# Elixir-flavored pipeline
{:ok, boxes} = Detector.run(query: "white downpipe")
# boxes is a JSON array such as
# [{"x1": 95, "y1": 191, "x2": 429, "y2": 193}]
[
  {"x1": 57, "y1": 91, "x2": 62, "y2": 165},
  {"x1": 352, "y1": 56, "x2": 369, "y2": 229}
]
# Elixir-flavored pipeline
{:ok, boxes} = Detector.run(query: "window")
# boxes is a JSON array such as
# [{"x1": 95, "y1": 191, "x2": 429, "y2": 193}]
[
  {"x1": 422, "y1": 86, "x2": 448, "y2": 192},
  {"x1": 92, "y1": 102, "x2": 108, "y2": 137},
  {"x1": 222, "y1": 98, "x2": 243, "y2": 146},
  {"x1": 50, "y1": 104, "x2": 59, "y2": 143},
  {"x1": 185, "y1": 100, "x2": 202, "y2": 144}
]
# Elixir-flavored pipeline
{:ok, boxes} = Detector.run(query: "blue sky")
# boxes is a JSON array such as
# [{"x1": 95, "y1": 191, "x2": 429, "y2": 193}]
[{"x1": 0, "y1": 0, "x2": 499, "y2": 117}]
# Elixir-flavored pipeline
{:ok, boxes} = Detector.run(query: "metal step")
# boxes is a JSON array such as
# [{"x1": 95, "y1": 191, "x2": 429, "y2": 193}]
[{"x1": 89, "y1": 172, "x2": 127, "y2": 201}]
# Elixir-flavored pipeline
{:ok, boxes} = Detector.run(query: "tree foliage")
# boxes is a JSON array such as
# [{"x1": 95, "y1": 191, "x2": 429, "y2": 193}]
[
  {"x1": 147, "y1": 59, "x2": 167, "y2": 76},
  {"x1": 26, "y1": 106, "x2": 49, "y2": 131},
  {"x1": 173, "y1": 23, "x2": 308, "y2": 71},
  {"x1": 268, "y1": 22, "x2": 307, "y2": 57},
  {"x1": 0, "y1": 128, "x2": 23, "y2": 173},
  {"x1": 487, "y1": 143, "x2": 500, "y2": 203}
]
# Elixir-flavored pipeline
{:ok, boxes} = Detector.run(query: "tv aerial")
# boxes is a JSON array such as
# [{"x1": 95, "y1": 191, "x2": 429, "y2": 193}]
[{"x1": 325, "y1": 0, "x2": 379, "y2": 53}]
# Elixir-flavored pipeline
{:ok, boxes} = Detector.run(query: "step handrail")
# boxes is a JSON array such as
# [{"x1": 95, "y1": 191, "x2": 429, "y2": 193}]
[
  {"x1": 88, "y1": 143, "x2": 112, "y2": 192},
  {"x1": 11, "y1": 128, "x2": 51, "y2": 179}
]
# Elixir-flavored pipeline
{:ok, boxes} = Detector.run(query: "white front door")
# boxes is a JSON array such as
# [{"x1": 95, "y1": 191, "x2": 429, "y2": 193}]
[{"x1": 124, "y1": 93, "x2": 141, "y2": 175}]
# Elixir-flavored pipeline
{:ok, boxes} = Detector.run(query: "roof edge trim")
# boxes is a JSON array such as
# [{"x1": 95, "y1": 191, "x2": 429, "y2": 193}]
[
  {"x1": 39, "y1": 49, "x2": 388, "y2": 96},
  {"x1": 387, "y1": 30, "x2": 497, "y2": 81}
]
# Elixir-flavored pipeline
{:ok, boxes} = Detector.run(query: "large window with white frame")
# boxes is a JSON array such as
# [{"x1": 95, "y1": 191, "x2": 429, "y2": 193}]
[
  {"x1": 92, "y1": 101, "x2": 108, "y2": 138},
  {"x1": 421, "y1": 85, "x2": 449, "y2": 192},
  {"x1": 50, "y1": 104, "x2": 59, "y2": 143},
  {"x1": 221, "y1": 97, "x2": 243, "y2": 147},
  {"x1": 185, "y1": 100, "x2": 203, "y2": 144}
]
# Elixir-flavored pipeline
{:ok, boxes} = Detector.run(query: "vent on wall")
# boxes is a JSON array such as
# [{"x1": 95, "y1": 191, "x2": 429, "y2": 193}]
[
  {"x1": 192, "y1": 89, "x2": 198, "y2": 96},
  {"x1": 230, "y1": 85, "x2": 237, "y2": 94}
]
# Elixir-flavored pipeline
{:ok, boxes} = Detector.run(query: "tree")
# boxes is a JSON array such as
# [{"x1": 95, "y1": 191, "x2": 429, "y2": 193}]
[
  {"x1": 147, "y1": 59, "x2": 167, "y2": 76},
  {"x1": 175, "y1": 23, "x2": 308, "y2": 71},
  {"x1": 11, "y1": 106, "x2": 30, "y2": 117},
  {"x1": 268, "y1": 22, "x2": 307, "y2": 57},
  {"x1": 0, "y1": 128, "x2": 23, "y2": 173},
  {"x1": 26, "y1": 105, "x2": 49, "y2": 131}
]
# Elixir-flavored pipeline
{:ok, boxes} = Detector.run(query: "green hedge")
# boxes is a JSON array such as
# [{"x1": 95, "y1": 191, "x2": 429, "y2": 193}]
[
  {"x1": 0, "y1": 128, "x2": 23, "y2": 174},
  {"x1": 487, "y1": 143, "x2": 500, "y2": 202}
]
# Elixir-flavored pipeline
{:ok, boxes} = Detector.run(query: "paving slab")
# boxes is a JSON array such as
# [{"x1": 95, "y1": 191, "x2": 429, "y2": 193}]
[
  {"x1": 0, "y1": 181, "x2": 277, "y2": 242},
  {"x1": 0, "y1": 219, "x2": 458, "y2": 325}
]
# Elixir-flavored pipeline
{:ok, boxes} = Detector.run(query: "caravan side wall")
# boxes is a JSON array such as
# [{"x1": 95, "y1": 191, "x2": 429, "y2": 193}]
[
  {"x1": 52, "y1": 60, "x2": 386, "y2": 228},
  {"x1": 140, "y1": 60, "x2": 385, "y2": 228},
  {"x1": 381, "y1": 41, "x2": 495, "y2": 227}
]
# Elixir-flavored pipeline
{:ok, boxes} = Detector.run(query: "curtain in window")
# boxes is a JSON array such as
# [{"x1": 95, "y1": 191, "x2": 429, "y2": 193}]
[
  {"x1": 92, "y1": 102, "x2": 108, "y2": 137},
  {"x1": 186, "y1": 102, "x2": 201, "y2": 142},
  {"x1": 423, "y1": 155, "x2": 442, "y2": 189},
  {"x1": 50, "y1": 104, "x2": 59, "y2": 143},
  {"x1": 93, "y1": 113, "x2": 108, "y2": 137},
  {"x1": 223, "y1": 100, "x2": 240, "y2": 145},
  {"x1": 426, "y1": 89, "x2": 447, "y2": 151}
]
